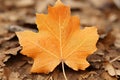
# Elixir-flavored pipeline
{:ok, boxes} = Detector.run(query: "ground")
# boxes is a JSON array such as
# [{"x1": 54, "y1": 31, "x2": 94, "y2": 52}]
[{"x1": 0, "y1": 0, "x2": 120, "y2": 80}]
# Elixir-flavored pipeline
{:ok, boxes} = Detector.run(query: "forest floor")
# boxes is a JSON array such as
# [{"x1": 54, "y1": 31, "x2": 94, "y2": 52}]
[{"x1": 0, "y1": 0, "x2": 120, "y2": 80}]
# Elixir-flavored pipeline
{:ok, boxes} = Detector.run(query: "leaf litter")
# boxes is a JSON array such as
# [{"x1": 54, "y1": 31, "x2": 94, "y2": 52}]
[{"x1": 0, "y1": 0, "x2": 120, "y2": 80}]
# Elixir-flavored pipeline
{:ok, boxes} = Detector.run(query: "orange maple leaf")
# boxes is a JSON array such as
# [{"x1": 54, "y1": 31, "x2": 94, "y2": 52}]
[{"x1": 16, "y1": 0, "x2": 99, "y2": 74}]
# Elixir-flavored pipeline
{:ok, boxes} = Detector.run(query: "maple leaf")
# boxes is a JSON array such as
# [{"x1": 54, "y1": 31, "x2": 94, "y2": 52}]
[{"x1": 16, "y1": 0, "x2": 99, "y2": 74}]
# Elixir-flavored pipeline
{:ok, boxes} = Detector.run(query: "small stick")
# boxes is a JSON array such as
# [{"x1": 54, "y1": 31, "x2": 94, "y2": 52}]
[{"x1": 110, "y1": 56, "x2": 120, "y2": 63}]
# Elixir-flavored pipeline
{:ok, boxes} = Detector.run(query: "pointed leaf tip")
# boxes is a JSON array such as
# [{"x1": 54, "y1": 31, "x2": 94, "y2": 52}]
[{"x1": 55, "y1": 0, "x2": 63, "y2": 5}]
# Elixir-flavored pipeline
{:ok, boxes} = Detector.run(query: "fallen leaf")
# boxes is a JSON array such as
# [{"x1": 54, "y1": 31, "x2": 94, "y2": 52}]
[
  {"x1": 79, "y1": 71, "x2": 97, "y2": 79},
  {"x1": 0, "y1": 33, "x2": 15, "y2": 45},
  {"x1": 0, "y1": 27, "x2": 8, "y2": 35},
  {"x1": 113, "y1": 0, "x2": 120, "y2": 9},
  {"x1": 89, "y1": 0, "x2": 113, "y2": 9},
  {"x1": 105, "y1": 63, "x2": 116, "y2": 76},
  {"x1": 15, "y1": 0, "x2": 34, "y2": 8},
  {"x1": 100, "y1": 71, "x2": 117, "y2": 80},
  {"x1": 9, "y1": 72, "x2": 20, "y2": 80},
  {"x1": 4, "y1": 47, "x2": 21, "y2": 55},
  {"x1": 105, "y1": 62, "x2": 120, "y2": 76},
  {"x1": 36, "y1": 75, "x2": 45, "y2": 80},
  {"x1": 0, "y1": 68, "x2": 5, "y2": 80},
  {"x1": 16, "y1": 0, "x2": 99, "y2": 74},
  {"x1": 0, "y1": 47, "x2": 21, "y2": 67},
  {"x1": 114, "y1": 33, "x2": 120, "y2": 48},
  {"x1": 0, "y1": 53, "x2": 6, "y2": 66},
  {"x1": 35, "y1": 0, "x2": 54, "y2": 13}
]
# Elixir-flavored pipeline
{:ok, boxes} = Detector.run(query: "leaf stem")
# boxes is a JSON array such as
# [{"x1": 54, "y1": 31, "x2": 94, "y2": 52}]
[{"x1": 62, "y1": 61, "x2": 68, "y2": 80}]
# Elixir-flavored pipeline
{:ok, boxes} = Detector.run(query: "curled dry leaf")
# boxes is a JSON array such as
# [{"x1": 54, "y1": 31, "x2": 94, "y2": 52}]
[
  {"x1": 4, "y1": 47, "x2": 21, "y2": 55},
  {"x1": 16, "y1": 0, "x2": 99, "y2": 74},
  {"x1": 0, "y1": 27, "x2": 14, "y2": 44},
  {"x1": 0, "y1": 47, "x2": 21, "y2": 67},
  {"x1": 0, "y1": 53, "x2": 6, "y2": 66},
  {"x1": 105, "y1": 62, "x2": 120, "y2": 76}
]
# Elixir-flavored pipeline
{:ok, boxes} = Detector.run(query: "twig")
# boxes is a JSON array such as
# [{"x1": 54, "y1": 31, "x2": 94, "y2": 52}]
[{"x1": 110, "y1": 56, "x2": 120, "y2": 63}]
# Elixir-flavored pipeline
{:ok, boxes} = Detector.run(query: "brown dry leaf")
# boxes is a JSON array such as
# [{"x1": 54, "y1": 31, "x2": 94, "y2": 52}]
[
  {"x1": 113, "y1": 0, "x2": 120, "y2": 9},
  {"x1": 100, "y1": 71, "x2": 117, "y2": 80},
  {"x1": 35, "y1": 0, "x2": 54, "y2": 13},
  {"x1": 0, "y1": 32, "x2": 15, "y2": 45},
  {"x1": 0, "y1": 53, "x2": 6, "y2": 66},
  {"x1": 0, "y1": 27, "x2": 8, "y2": 35},
  {"x1": 16, "y1": 0, "x2": 99, "y2": 74},
  {"x1": 113, "y1": 28, "x2": 120, "y2": 48},
  {"x1": 89, "y1": 0, "x2": 113, "y2": 9},
  {"x1": 79, "y1": 71, "x2": 97, "y2": 79},
  {"x1": 4, "y1": 47, "x2": 21, "y2": 55},
  {"x1": 3, "y1": 47, "x2": 21, "y2": 63},
  {"x1": 36, "y1": 75, "x2": 46, "y2": 80},
  {"x1": 14, "y1": 0, "x2": 34, "y2": 8},
  {"x1": 105, "y1": 62, "x2": 120, "y2": 76},
  {"x1": 3, "y1": 0, "x2": 34, "y2": 8},
  {"x1": 9, "y1": 72, "x2": 20, "y2": 80},
  {"x1": 0, "y1": 47, "x2": 21, "y2": 67}
]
